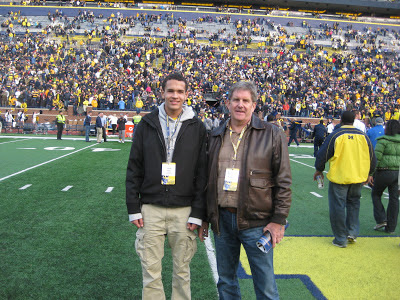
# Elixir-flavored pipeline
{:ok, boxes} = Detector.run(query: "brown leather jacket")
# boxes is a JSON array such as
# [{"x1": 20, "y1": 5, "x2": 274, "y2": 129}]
[{"x1": 206, "y1": 115, "x2": 292, "y2": 233}]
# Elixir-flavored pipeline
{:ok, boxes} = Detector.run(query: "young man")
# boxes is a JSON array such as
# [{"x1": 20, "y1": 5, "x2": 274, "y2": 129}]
[
  {"x1": 126, "y1": 73, "x2": 207, "y2": 299},
  {"x1": 200, "y1": 81, "x2": 292, "y2": 299}
]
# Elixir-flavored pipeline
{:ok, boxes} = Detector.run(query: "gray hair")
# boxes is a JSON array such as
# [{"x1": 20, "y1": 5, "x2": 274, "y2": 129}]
[{"x1": 228, "y1": 81, "x2": 258, "y2": 103}]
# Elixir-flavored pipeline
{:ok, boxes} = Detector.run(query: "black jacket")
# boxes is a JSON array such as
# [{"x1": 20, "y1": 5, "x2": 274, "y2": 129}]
[
  {"x1": 126, "y1": 108, "x2": 207, "y2": 219},
  {"x1": 313, "y1": 123, "x2": 327, "y2": 140}
]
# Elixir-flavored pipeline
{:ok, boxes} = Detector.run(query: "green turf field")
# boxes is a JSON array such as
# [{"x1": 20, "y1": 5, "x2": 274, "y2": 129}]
[{"x1": 1, "y1": 136, "x2": 399, "y2": 299}]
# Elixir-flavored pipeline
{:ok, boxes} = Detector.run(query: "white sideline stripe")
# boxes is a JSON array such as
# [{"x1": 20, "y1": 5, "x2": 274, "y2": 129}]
[
  {"x1": 19, "y1": 184, "x2": 32, "y2": 190},
  {"x1": 0, "y1": 144, "x2": 96, "y2": 182},
  {"x1": 0, "y1": 135, "x2": 131, "y2": 142},
  {"x1": 0, "y1": 138, "x2": 30, "y2": 145},
  {"x1": 290, "y1": 159, "x2": 327, "y2": 173},
  {"x1": 62, "y1": 185, "x2": 73, "y2": 192},
  {"x1": 290, "y1": 158, "x2": 389, "y2": 195},
  {"x1": 205, "y1": 236, "x2": 219, "y2": 285},
  {"x1": 105, "y1": 187, "x2": 114, "y2": 193},
  {"x1": 310, "y1": 192, "x2": 323, "y2": 198}
]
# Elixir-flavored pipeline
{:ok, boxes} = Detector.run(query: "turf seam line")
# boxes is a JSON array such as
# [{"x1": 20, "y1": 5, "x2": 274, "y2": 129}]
[{"x1": 0, "y1": 143, "x2": 96, "y2": 182}]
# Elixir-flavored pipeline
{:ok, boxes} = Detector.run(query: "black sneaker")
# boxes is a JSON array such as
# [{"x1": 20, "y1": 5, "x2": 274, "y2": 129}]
[
  {"x1": 374, "y1": 222, "x2": 387, "y2": 230},
  {"x1": 332, "y1": 240, "x2": 347, "y2": 248}
]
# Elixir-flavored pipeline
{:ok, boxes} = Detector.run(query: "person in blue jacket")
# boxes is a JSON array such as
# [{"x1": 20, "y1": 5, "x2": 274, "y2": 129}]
[{"x1": 367, "y1": 117, "x2": 385, "y2": 149}]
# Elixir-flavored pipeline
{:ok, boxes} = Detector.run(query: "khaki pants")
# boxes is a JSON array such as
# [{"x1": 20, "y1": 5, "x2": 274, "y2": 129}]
[
  {"x1": 96, "y1": 127, "x2": 103, "y2": 143},
  {"x1": 135, "y1": 204, "x2": 197, "y2": 300}
]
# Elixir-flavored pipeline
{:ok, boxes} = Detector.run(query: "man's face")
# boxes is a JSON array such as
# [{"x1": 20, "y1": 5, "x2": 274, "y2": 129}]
[
  {"x1": 226, "y1": 89, "x2": 256, "y2": 124},
  {"x1": 161, "y1": 79, "x2": 188, "y2": 115}
]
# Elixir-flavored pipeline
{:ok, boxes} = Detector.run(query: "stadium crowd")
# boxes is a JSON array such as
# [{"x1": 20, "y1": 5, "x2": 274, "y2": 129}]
[{"x1": 0, "y1": 8, "x2": 400, "y2": 129}]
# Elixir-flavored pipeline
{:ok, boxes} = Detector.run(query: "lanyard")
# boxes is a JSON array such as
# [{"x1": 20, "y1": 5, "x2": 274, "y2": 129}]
[
  {"x1": 166, "y1": 112, "x2": 182, "y2": 157},
  {"x1": 229, "y1": 125, "x2": 247, "y2": 161}
]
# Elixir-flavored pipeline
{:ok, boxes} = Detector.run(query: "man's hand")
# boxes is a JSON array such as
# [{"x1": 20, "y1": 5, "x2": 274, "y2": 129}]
[
  {"x1": 263, "y1": 222, "x2": 286, "y2": 248},
  {"x1": 198, "y1": 222, "x2": 209, "y2": 242},
  {"x1": 187, "y1": 222, "x2": 199, "y2": 232},
  {"x1": 131, "y1": 218, "x2": 144, "y2": 228},
  {"x1": 365, "y1": 176, "x2": 374, "y2": 187},
  {"x1": 313, "y1": 171, "x2": 323, "y2": 181}
]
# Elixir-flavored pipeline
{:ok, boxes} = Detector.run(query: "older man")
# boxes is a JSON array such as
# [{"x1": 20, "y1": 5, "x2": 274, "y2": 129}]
[{"x1": 200, "y1": 81, "x2": 292, "y2": 299}]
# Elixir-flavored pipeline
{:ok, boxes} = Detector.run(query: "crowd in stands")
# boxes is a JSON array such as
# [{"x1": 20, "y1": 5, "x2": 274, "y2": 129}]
[{"x1": 1, "y1": 8, "x2": 400, "y2": 129}]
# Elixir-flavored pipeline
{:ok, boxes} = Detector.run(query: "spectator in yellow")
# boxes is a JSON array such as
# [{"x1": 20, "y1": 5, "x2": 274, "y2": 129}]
[{"x1": 135, "y1": 98, "x2": 144, "y2": 114}]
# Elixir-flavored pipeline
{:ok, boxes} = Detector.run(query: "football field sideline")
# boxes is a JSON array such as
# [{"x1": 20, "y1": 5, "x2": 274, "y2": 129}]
[{"x1": 1, "y1": 137, "x2": 399, "y2": 299}]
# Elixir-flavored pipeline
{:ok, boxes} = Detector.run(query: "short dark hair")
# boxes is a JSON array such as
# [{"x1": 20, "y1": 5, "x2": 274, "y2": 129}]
[
  {"x1": 266, "y1": 114, "x2": 275, "y2": 122},
  {"x1": 161, "y1": 73, "x2": 188, "y2": 91},
  {"x1": 341, "y1": 111, "x2": 355, "y2": 125},
  {"x1": 320, "y1": 120, "x2": 324, "y2": 124},
  {"x1": 385, "y1": 120, "x2": 400, "y2": 136}
]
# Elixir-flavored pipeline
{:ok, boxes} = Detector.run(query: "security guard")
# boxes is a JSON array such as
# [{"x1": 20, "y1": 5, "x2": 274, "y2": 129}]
[{"x1": 56, "y1": 110, "x2": 66, "y2": 140}]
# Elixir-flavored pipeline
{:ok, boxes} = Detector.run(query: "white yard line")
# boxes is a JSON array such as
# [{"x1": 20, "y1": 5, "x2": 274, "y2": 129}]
[
  {"x1": 19, "y1": 184, "x2": 32, "y2": 190},
  {"x1": 62, "y1": 185, "x2": 73, "y2": 192},
  {"x1": 0, "y1": 138, "x2": 30, "y2": 145},
  {"x1": 0, "y1": 144, "x2": 96, "y2": 182},
  {"x1": 205, "y1": 235, "x2": 219, "y2": 284},
  {"x1": 310, "y1": 192, "x2": 323, "y2": 198},
  {"x1": 105, "y1": 187, "x2": 114, "y2": 193},
  {"x1": 0, "y1": 136, "x2": 126, "y2": 142}
]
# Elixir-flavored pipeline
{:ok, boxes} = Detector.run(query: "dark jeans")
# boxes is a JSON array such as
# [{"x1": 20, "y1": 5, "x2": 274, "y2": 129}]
[
  {"x1": 288, "y1": 134, "x2": 299, "y2": 146},
  {"x1": 372, "y1": 170, "x2": 399, "y2": 232},
  {"x1": 57, "y1": 123, "x2": 63, "y2": 140},
  {"x1": 214, "y1": 209, "x2": 279, "y2": 300},
  {"x1": 85, "y1": 125, "x2": 90, "y2": 142},
  {"x1": 328, "y1": 182, "x2": 362, "y2": 245},
  {"x1": 102, "y1": 126, "x2": 107, "y2": 142},
  {"x1": 314, "y1": 137, "x2": 324, "y2": 157}
]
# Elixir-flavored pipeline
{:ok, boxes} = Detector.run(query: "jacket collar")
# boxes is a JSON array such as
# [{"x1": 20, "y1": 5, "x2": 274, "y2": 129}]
[
  {"x1": 143, "y1": 107, "x2": 197, "y2": 128},
  {"x1": 212, "y1": 114, "x2": 264, "y2": 137}
]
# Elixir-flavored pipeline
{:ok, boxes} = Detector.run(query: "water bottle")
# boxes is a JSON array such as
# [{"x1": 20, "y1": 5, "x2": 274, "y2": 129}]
[
  {"x1": 256, "y1": 220, "x2": 290, "y2": 253},
  {"x1": 316, "y1": 175, "x2": 324, "y2": 189}
]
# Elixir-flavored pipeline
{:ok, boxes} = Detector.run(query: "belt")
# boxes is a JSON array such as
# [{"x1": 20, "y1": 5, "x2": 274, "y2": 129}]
[{"x1": 221, "y1": 207, "x2": 237, "y2": 214}]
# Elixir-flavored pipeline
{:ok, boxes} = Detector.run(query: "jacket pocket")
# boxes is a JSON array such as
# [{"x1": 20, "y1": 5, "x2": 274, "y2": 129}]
[
  {"x1": 246, "y1": 174, "x2": 273, "y2": 218},
  {"x1": 135, "y1": 230, "x2": 164, "y2": 268}
]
